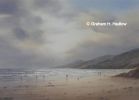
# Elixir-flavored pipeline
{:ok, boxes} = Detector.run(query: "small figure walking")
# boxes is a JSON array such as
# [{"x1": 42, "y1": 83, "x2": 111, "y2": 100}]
[
  {"x1": 43, "y1": 75, "x2": 45, "y2": 80},
  {"x1": 77, "y1": 77, "x2": 79, "y2": 80},
  {"x1": 35, "y1": 74, "x2": 38, "y2": 80},
  {"x1": 20, "y1": 74, "x2": 23, "y2": 81},
  {"x1": 66, "y1": 74, "x2": 68, "y2": 80},
  {"x1": 98, "y1": 72, "x2": 101, "y2": 76}
]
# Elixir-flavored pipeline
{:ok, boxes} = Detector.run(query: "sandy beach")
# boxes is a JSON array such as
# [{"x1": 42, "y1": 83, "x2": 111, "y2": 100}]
[{"x1": 0, "y1": 75, "x2": 139, "y2": 100}]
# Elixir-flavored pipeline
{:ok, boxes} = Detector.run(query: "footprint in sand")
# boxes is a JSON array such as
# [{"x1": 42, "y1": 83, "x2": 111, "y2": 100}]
[
  {"x1": 88, "y1": 93, "x2": 92, "y2": 95},
  {"x1": 98, "y1": 97, "x2": 109, "y2": 100},
  {"x1": 64, "y1": 92, "x2": 67, "y2": 95}
]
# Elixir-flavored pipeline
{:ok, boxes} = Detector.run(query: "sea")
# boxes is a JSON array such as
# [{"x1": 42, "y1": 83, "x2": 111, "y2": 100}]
[{"x1": 0, "y1": 68, "x2": 130, "y2": 87}]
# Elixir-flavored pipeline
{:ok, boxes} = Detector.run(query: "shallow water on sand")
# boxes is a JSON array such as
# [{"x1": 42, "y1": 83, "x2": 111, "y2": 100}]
[{"x1": 0, "y1": 68, "x2": 129, "y2": 87}]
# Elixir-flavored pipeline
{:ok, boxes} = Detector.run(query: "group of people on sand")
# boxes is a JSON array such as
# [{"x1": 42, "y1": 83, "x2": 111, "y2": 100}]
[
  {"x1": 66, "y1": 74, "x2": 80, "y2": 81},
  {"x1": 19, "y1": 71, "x2": 102, "y2": 81},
  {"x1": 66, "y1": 72, "x2": 102, "y2": 81}
]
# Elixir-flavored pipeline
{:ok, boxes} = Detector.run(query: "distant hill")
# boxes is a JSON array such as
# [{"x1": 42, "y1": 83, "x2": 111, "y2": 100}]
[
  {"x1": 115, "y1": 67, "x2": 139, "y2": 78},
  {"x1": 62, "y1": 48, "x2": 139, "y2": 69}
]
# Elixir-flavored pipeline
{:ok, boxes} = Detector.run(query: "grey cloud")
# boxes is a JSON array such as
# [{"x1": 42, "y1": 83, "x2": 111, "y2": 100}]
[
  {"x1": 0, "y1": 0, "x2": 18, "y2": 14},
  {"x1": 12, "y1": 15, "x2": 44, "y2": 43},
  {"x1": 0, "y1": 0, "x2": 45, "y2": 44},
  {"x1": 33, "y1": 0, "x2": 78, "y2": 21},
  {"x1": 34, "y1": 0, "x2": 62, "y2": 14},
  {"x1": 0, "y1": 0, "x2": 51, "y2": 68},
  {"x1": 14, "y1": 28, "x2": 28, "y2": 40}
]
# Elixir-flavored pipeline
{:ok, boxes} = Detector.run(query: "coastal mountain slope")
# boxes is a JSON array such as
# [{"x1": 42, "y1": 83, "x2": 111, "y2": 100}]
[
  {"x1": 63, "y1": 48, "x2": 139, "y2": 69},
  {"x1": 116, "y1": 67, "x2": 139, "y2": 78}
]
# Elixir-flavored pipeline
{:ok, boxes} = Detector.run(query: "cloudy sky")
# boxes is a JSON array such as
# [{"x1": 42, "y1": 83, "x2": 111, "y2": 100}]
[{"x1": 0, "y1": 0, "x2": 139, "y2": 68}]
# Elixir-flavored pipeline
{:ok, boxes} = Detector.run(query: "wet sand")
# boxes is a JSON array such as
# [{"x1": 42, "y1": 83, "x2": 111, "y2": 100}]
[{"x1": 0, "y1": 76, "x2": 139, "y2": 100}]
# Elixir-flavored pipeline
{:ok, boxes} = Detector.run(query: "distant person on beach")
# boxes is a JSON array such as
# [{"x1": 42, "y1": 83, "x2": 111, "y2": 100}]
[
  {"x1": 35, "y1": 74, "x2": 38, "y2": 80},
  {"x1": 20, "y1": 75, "x2": 23, "y2": 80},
  {"x1": 77, "y1": 77, "x2": 79, "y2": 80},
  {"x1": 98, "y1": 72, "x2": 101, "y2": 76},
  {"x1": 66, "y1": 74, "x2": 68, "y2": 80},
  {"x1": 43, "y1": 75, "x2": 45, "y2": 80}
]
